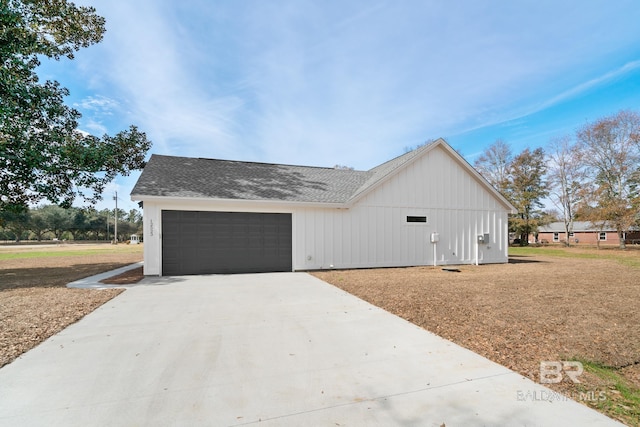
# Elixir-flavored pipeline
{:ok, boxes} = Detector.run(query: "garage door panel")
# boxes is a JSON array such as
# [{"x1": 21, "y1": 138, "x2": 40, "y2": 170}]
[{"x1": 162, "y1": 211, "x2": 292, "y2": 275}]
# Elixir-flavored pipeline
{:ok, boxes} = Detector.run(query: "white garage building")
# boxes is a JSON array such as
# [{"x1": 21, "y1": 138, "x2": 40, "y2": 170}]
[{"x1": 131, "y1": 139, "x2": 516, "y2": 276}]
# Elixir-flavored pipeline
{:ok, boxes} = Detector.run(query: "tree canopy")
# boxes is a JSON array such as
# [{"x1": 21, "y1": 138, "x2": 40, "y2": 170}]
[
  {"x1": 576, "y1": 110, "x2": 640, "y2": 248},
  {"x1": 0, "y1": 0, "x2": 152, "y2": 214},
  {"x1": 473, "y1": 138, "x2": 512, "y2": 195},
  {"x1": 505, "y1": 147, "x2": 548, "y2": 244},
  {"x1": 546, "y1": 135, "x2": 585, "y2": 245},
  {"x1": 475, "y1": 110, "x2": 640, "y2": 248}
]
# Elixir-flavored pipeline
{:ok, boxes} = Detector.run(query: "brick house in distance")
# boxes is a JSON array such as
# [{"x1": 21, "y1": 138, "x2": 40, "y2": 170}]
[{"x1": 536, "y1": 221, "x2": 640, "y2": 245}]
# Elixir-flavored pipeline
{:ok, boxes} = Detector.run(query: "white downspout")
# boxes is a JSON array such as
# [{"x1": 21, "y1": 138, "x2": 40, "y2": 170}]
[
  {"x1": 430, "y1": 232, "x2": 439, "y2": 267},
  {"x1": 433, "y1": 241, "x2": 437, "y2": 267}
]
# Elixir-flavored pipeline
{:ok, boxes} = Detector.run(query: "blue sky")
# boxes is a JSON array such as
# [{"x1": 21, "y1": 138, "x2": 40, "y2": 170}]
[{"x1": 38, "y1": 0, "x2": 640, "y2": 211}]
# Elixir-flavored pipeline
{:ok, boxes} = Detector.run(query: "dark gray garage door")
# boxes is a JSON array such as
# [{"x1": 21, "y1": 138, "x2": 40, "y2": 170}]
[{"x1": 162, "y1": 211, "x2": 292, "y2": 275}]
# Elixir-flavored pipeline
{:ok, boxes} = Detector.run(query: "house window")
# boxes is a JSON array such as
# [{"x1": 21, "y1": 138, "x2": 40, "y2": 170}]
[
  {"x1": 406, "y1": 216, "x2": 427, "y2": 223},
  {"x1": 553, "y1": 232, "x2": 559, "y2": 242},
  {"x1": 599, "y1": 232, "x2": 606, "y2": 241}
]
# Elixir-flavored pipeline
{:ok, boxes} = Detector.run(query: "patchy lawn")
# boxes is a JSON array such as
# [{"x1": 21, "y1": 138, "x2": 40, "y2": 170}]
[
  {"x1": 0, "y1": 243, "x2": 143, "y2": 368},
  {"x1": 313, "y1": 247, "x2": 640, "y2": 426}
]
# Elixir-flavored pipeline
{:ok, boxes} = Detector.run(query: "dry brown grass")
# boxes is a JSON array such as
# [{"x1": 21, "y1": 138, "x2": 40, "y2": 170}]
[{"x1": 0, "y1": 243, "x2": 142, "y2": 368}]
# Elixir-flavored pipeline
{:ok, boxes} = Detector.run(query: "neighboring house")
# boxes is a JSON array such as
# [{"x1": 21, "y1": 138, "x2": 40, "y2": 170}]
[
  {"x1": 131, "y1": 139, "x2": 517, "y2": 276},
  {"x1": 536, "y1": 221, "x2": 640, "y2": 245}
]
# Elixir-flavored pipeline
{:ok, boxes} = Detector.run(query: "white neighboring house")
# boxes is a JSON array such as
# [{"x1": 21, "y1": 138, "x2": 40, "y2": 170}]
[{"x1": 131, "y1": 139, "x2": 516, "y2": 276}]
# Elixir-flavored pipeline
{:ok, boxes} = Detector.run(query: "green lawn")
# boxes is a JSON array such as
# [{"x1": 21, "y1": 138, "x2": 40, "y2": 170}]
[
  {"x1": 574, "y1": 360, "x2": 640, "y2": 424},
  {"x1": 0, "y1": 244, "x2": 143, "y2": 261},
  {"x1": 509, "y1": 245, "x2": 640, "y2": 268}
]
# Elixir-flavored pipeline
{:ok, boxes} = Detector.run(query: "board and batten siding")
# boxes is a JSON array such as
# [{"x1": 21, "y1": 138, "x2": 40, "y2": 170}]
[
  {"x1": 294, "y1": 146, "x2": 509, "y2": 270},
  {"x1": 138, "y1": 145, "x2": 510, "y2": 275}
]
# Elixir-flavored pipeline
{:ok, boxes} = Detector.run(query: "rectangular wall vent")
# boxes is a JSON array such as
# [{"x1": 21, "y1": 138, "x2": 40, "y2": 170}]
[{"x1": 406, "y1": 216, "x2": 427, "y2": 223}]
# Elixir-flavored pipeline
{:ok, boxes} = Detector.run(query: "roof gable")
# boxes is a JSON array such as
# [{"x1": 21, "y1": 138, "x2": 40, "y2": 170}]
[{"x1": 345, "y1": 139, "x2": 516, "y2": 212}]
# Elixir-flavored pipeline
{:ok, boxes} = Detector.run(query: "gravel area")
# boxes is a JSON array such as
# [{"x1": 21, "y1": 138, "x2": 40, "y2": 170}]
[{"x1": 0, "y1": 244, "x2": 142, "y2": 368}]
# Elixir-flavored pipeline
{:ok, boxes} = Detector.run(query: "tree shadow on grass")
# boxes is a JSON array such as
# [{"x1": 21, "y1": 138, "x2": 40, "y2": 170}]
[
  {"x1": 0, "y1": 262, "x2": 136, "y2": 291},
  {"x1": 508, "y1": 256, "x2": 546, "y2": 264}
]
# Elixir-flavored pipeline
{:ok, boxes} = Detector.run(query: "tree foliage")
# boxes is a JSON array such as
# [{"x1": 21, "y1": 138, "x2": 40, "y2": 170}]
[
  {"x1": 0, "y1": 204, "x2": 142, "y2": 242},
  {"x1": 505, "y1": 147, "x2": 548, "y2": 244},
  {"x1": 473, "y1": 139, "x2": 512, "y2": 195},
  {"x1": 546, "y1": 135, "x2": 585, "y2": 246},
  {"x1": 474, "y1": 110, "x2": 640, "y2": 247},
  {"x1": 0, "y1": 0, "x2": 152, "y2": 213},
  {"x1": 0, "y1": 204, "x2": 29, "y2": 241},
  {"x1": 576, "y1": 110, "x2": 640, "y2": 248}
]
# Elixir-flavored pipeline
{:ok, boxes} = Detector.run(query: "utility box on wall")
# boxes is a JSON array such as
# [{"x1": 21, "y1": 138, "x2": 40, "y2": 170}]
[
  {"x1": 430, "y1": 232, "x2": 439, "y2": 243},
  {"x1": 478, "y1": 233, "x2": 490, "y2": 244}
]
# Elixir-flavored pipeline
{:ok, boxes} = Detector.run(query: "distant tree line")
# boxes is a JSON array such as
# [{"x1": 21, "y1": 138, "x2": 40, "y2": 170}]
[
  {"x1": 0, "y1": 205, "x2": 142, "y2": 243},
  {"x1": 474, "y1": 109, "x2": 640, "y2": 249}
]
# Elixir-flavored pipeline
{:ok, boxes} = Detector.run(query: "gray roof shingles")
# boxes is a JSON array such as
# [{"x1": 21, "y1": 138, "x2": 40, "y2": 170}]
[
  {"x1": 131, "y1": 155, "x2": 373, "y2": 203},
  {"x1": 538, "y1": 221, "x2": 620, "y2": 232},
  {"x1": 131, "y1": 141, "x2": 436, "y2": 204}
]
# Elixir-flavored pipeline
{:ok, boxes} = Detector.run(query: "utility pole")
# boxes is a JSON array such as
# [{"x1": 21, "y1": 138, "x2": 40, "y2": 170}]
[{"x1": 114, "y1": 192, "x2": 118, "y2": 244}]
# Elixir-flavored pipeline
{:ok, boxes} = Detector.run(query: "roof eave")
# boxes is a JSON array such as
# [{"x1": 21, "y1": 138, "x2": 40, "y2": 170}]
[
  {"x1": 439, "y1": 142, "x2": 518, "y2": 214},
  {"x1": 130, "y1": 194, "x2": 348, "y2": 209}
]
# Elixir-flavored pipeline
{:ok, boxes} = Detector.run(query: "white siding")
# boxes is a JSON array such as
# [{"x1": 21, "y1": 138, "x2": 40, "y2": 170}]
[
  {"x1": 142, "y1": 203, "x2": 161, "y2": 275},
  {"x1": 293, "y1": 145, "x2": 510, "y2": 270},
  {"x1": 139, "y1": 145, "x2": 511, "y2": 275}
]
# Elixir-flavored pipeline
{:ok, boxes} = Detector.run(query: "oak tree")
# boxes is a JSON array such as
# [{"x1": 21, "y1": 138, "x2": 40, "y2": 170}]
[
  {"x1": 1, "y1": 0, "x2": 152, "y2": 214},
  {"x1": 505, "y1": 147, "x2": 548, "y2": 245}
]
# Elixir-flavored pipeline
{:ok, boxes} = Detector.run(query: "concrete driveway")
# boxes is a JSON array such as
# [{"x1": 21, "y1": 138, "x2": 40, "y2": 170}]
[{"x1": 0, "y1": 273, "x2": 622, "y2": 426}]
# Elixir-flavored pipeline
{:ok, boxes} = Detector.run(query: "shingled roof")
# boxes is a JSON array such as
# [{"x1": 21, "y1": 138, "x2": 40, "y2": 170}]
[
  {"x1": 131, "y1": 139, "x2": 511, "y2": 208},
  {"x1": 130, "y1": 155, "x2": 370, "y2": 203},
  {"x1": 538, "y1": 221, "x2": 624, "y2": 232},
  {"x1": 131, "y1": 142, "x2": 439, "y2": 204}
]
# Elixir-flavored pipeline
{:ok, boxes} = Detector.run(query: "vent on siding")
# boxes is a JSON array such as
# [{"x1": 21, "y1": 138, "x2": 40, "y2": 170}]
[{"x1": 406, "y1": 216, "x2": 427, "y2": 223}]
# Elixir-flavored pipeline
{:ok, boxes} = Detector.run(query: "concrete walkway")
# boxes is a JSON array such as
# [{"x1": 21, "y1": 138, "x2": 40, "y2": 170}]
[
  {"x1": 0, "y1": 273, "x2": 623, "y2": 426},
  {"x1": 66, "y1": 262, "x2": 143, "y2": 289}
]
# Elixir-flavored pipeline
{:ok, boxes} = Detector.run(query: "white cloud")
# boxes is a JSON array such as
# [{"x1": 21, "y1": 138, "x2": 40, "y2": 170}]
[
  {"x1": 75, "y1": 0, "x2": 245, "y2": 158},
  {"x1": 75, "y1": 95, "x2": 119, "y2": 114},
  {"x1": 81, "y1": 119, "x2": 109, "y2": 136},
  {"x1": 68, "y1": 0, "x2": 640, "y2": 173}
]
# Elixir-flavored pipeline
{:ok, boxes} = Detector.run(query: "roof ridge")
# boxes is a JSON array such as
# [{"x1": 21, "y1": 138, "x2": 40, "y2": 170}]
[
  {"x1": 367, "y1": 141, "x2": 435, "y2": 173},
  {"x1": 151, "y1": 153, "x2": 366, "y2": 172}
]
